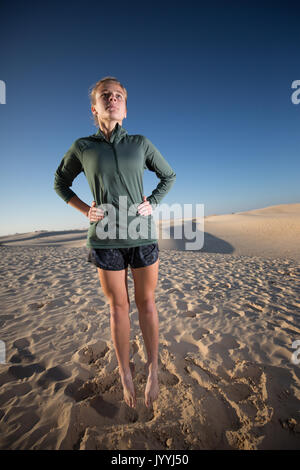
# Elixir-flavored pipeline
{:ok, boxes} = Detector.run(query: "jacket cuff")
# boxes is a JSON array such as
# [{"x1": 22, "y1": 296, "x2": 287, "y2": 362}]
[{"x1": 147, "y1": 196, "x2": 158, "y2": 208}]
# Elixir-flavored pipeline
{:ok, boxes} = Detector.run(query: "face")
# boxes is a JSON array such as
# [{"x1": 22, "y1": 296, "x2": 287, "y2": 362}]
[{"x1": 91, "y1": 82, "x2": 127, "y2": 124}]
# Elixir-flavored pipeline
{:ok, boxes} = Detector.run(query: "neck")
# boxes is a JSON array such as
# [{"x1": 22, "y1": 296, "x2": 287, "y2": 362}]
[{"x1": 98, "y1": 119, "x2": 121, "y2": 139}]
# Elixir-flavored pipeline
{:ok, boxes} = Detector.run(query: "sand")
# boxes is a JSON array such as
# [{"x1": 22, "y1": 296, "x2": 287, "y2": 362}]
[{"x1": 0, "y1": 202, "x2": 299, "y2": 450}]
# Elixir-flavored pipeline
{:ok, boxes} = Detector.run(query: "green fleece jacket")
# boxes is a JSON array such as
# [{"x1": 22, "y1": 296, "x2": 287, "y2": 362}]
[{"x1": 54, "y1": 122, "x2": 176, "y2": 248}]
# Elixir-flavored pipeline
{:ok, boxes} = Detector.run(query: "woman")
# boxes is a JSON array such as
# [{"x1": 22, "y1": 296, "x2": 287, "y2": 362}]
[{"x1": 54, "y1": 76, "x2": 176, "y2": 409}]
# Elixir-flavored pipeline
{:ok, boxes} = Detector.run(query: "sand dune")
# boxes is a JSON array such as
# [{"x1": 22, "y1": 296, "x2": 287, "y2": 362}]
[
  {"x1": 158, "y1": 202, "x2": 300, "y2": 261},
  {"x1": 1, "y1": 202, "x2": 299, "y2": 260},
  {"x1": 0, "y1": 203, "x2": 300, "y2": 450}
]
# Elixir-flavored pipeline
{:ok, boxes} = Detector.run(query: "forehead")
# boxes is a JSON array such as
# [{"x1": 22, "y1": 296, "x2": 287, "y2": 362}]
[{"x1": 96, "y1": 83, "x2": 125, "y2": 96}]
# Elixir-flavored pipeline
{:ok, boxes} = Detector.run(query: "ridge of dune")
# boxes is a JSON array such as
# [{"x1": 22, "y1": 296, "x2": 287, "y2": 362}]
[
  {"x1": 236, "y1": 202, "x2": 300, "y2": 216},
  {"x1": 162, "y1": 202, "x2": 300, "y2": 223}
]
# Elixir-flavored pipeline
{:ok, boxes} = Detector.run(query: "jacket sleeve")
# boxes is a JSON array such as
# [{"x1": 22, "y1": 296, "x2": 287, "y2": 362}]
[
  {"x1": 54, "y1": 140, "x2": 83, "y2": 203},
  {"x1": 142, "y1": 136, "x2": 176, "y2": 206}
]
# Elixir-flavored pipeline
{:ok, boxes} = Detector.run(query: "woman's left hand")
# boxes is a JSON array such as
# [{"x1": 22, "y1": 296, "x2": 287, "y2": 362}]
[{"x1": 137, "y1": 195, "x2": 153, "y2": 216}]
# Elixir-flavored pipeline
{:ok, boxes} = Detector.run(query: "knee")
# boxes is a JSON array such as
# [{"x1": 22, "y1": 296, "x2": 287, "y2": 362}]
[
  {"x1": 109, "y1": 299, "x2": 130, "y2": 319},
  {"x1": 136, "y1": 297, "x2": 156, "y2": 315}
]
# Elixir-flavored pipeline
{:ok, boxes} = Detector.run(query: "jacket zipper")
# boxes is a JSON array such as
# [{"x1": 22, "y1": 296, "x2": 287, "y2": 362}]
[{"x1": 110, "y1": 142, "x2": 135, "y2": 207}]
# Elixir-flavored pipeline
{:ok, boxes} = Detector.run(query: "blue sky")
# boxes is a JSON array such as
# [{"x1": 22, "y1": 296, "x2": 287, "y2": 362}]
[{"x1": 1, "y1": 0, "x2": 299, "y2": 236}]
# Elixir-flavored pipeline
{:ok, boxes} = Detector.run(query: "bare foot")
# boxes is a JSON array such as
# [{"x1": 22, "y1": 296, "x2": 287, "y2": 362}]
[
  {"x1": 120, "y1": 364, "x2": 136, "y2": 408},
  {"x1": 145, "y1": 367, "x2": 159, "y2": 408}
]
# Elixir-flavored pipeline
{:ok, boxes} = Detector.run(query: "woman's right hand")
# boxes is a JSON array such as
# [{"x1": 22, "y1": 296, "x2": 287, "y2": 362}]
[{"x1": 88, "y1": 201, "x2": 105, "y2": 222}]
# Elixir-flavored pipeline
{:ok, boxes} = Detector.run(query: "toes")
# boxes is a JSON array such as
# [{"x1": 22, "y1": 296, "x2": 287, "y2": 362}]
[
  {"x1": 126, "y1": 392, "x2": 136, "y2": 408},
  {"x1": 131, "y1": 397, "x2": 136, "y2": 408}
]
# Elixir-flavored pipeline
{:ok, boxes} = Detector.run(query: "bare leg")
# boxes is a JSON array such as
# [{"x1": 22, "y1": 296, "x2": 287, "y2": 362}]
[
  {"x1": 97, "y1": 267, "x2": 136, "y2": 408},
  {"x1": 131, "y1": 259, "x2": 160, "y2": 407}
]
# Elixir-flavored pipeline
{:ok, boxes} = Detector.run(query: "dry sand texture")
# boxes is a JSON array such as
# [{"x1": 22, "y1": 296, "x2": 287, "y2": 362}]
[{"x1": 0, "y1": 203, "x2": 299, "y2": 450}]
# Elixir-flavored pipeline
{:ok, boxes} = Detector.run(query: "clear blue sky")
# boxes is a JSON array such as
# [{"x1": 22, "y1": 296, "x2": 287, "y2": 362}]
[{"x1": 1, "y1": 0, "x2": 299, "y2": 236}]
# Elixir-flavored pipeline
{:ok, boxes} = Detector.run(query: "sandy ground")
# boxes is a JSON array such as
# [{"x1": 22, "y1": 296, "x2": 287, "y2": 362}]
[{"x1": 0, "y1": 203, "x2": 299, "y2": 450}]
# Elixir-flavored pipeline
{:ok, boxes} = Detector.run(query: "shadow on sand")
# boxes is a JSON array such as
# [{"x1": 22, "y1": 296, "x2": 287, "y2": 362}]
[{"x1": 158, "y1": 220, "x2": 234, "y2": 254}]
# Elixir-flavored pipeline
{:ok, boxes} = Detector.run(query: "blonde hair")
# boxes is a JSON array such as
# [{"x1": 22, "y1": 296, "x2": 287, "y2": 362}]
[{"x1": 88, "y1": 76, "x2": 128, "y2": 127}]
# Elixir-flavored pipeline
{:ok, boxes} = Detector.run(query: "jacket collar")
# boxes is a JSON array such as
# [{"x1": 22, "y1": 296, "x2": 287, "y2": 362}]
[{"x1": 93, "y1": 122, "x2": 127, "y2": 144}]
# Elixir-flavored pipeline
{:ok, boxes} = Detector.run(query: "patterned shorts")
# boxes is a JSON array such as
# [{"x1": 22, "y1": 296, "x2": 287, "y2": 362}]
[{"x1": 87, "y1": 243, "x2": 159, "y2": 271}]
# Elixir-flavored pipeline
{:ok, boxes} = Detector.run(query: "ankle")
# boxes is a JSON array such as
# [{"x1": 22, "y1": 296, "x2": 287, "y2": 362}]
[
  {"x1": 119, "y1": 365, "x2": 131, "y2": 377},
  {"x1": 147, "y1": 362, "x2": 158, "y2": 374}
]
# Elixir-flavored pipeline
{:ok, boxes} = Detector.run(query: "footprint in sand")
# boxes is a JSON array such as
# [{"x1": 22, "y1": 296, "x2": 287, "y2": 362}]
[
  {"x1": 231, "y1": 360, "x2": 264, "y2": 385},
  {"x1": 157, "y1": 349, "x2": 180, "y2": 386},
  {"x1": 64, "y1": 376, "x2": 119, "y2": 417},
  {"x1": 184, "y1": 353, "x2": 219, "y2": 388},
  {"x1": 204, "y1": 333, "x2": 242, "y2": 374},
  {"x1": 64, "y1": 363, "x2": 154, "y2": 428},
  {"x1": 118, "y1": 399, "x2": 155, "y2": 423},
  {"x1": 10, "y1": 338, "x2": 35, "y2": 364},
  {"x1": 68, "y1": 340, "x2": 176, "y2": 425},
  {"x1": 219, "y1": 382, "x2": 253, "y2": 403},
  {"x1": 191, "y1": 327, "x2": 210, "y2": 341},
  {"x1": 7, "y1": 363, "x2": 45, "y2": 380},
  {"x1": 26, "y1": 302, "x2": 46, "y2": 311},
  {"x1": 74, "y1": 340, "x2": 110, "y2": 365},
  {"x1": 37, "y1": 365, "x2": 71, "y2": 389},
  {"x1": 216, "y1": 334, "x2": 240, "y2": 350}
]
